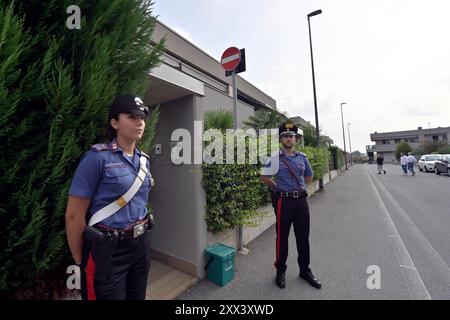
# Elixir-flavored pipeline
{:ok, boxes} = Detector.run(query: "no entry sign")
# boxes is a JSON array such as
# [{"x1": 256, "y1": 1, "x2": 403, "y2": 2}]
[{"x1": 221, "y1": 47, "x2": 241, "y2": 71}]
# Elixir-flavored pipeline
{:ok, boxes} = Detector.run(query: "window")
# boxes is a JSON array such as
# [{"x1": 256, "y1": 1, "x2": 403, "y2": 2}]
[
  {"x1": 394, "y1": 139, "x2": 401, "y2": 143},
  {"x1": 433, "y1": 135, "x2": 438, "y2": 141},
  {"x1": 426, "y1": 155, "x2": 440, "y2": 161},
  {"x1": 409, "y1": 138, "x2": 417, "y2": 143},
  {"x1": 382, "y1": 140, "x2": 390, "y2": 144}
]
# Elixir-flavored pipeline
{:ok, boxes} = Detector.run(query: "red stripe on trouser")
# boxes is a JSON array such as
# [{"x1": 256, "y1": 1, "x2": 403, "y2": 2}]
[
  {"x1": 274, "y1": 198, "x2": 283, "y2": 269},
  {"x1": 86, "y1": 250, "x2": 97, "y2": 300}
]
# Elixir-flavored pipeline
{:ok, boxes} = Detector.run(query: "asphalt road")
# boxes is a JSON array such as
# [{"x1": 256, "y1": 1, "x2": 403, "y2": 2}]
[{"x1": 178, "y1": 164, "x2": 450, "y2": 300}]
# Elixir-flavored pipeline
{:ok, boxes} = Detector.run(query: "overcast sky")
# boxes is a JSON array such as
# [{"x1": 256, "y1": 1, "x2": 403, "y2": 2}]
[{"x1": 153, "y1": 0, "x2": 450, "y2": 153}]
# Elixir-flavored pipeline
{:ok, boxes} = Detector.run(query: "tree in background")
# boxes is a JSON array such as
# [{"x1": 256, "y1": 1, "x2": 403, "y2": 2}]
[
  {"x1": 395, "y1": 141, "x2": 412, "y2": 159},
  {"x1": 243, "y1": 109, "x2": 288, "y2": 131},
  {"x1": 328, "y1": 146, "x2": 345, "y2": 170},
  {"x1": 0, "y1": 0, "x2": 164, "y2": 297},
  {"x1": 437, "y1": 144, "x2": 450, "y2": 154},
  {"x1": 413, "y1": 141, "x2": 448, "y2": 155},
  {"x1": 204, "y1": 109, "x2": 234, "y2": 131},
  {"x1": 350, "y1": 150, "x2": 362, "y2": 163},
  {"x1": 302, "y1": 125, "x2": 333, "y2": 147}
]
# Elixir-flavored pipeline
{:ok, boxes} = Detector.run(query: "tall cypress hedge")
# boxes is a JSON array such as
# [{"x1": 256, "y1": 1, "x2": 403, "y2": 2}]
[{"x1": 0, "y1": 0, "x2": 164, "y2": 296}]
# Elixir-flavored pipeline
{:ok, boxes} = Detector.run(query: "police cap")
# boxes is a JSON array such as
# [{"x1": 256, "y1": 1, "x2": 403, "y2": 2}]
[
  {"x1": 279, "y1": 122, "x2": 298, "y2": 137},
  {"x1": 109, "y1": 95, "x2": 148, "y2": 118}
]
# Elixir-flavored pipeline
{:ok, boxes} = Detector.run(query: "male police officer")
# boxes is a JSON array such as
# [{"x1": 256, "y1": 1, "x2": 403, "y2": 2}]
[{"x1": 260, "y1": 123, "x2": 321, "y2": 289}]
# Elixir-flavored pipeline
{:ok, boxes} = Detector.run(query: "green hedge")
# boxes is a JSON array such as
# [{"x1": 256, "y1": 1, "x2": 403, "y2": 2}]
[
  {"x1": 328, "y1": 146, "x2": 345, "y2": 170},
  {"x1": 202, "y1": 162, "x2": 269, "y2": 234},
  {"x1": 296, "y1": 146, "x2": 330, "y2": 179},
  {"x1": 202, "y1": 131, "x2": 272, "y2": 233},
  {"x1": 0, "y1": 1, "x2": 164, "y2": 297},
  {"x1": 202, "y1": 135, "x2": 330, "y2": 233}
]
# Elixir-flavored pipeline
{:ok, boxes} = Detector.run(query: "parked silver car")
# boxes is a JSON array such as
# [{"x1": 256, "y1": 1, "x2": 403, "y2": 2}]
[
  {"x1": 434, "y1": 154, "x2": 450, "y2": 175},
  {"x1": 418, "y1": 154, "x2": 442, "y2": 172}
]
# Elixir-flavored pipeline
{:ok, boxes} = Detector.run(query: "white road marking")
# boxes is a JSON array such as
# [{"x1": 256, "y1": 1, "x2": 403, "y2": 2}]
[
  {"x1": 400, "y1": 265, "x2": 417, "y2": 270},
  {"x1": 365, "y1": 166, "x2": 431, "y2": 300},
  {"x1": 370, "y1": 168, "x2": 450, "y2": 274}
]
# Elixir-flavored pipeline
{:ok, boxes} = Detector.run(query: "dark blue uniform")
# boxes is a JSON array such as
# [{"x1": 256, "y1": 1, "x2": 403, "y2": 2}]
[
  {"x1": 262, "y1": 150, "x2": 313, "y2": 275},
  {"x1": 69, "y1": 139, "x2": 152, "y2": 300}
]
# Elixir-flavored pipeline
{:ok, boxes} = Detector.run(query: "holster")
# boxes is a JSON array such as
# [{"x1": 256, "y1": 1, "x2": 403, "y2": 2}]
[
  {"x1": 83, "y1": 225, "x2": 108, "y2": 244},
  {"x1": 148, "y1": 214, "x2": 154, "y2": 230},
  {"x1": 269, "y1": 188, "x2": 279, "y2": 209}
]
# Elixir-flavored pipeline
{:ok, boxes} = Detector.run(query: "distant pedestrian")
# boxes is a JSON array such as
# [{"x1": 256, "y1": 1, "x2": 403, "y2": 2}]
[
  {"x1": 400, "y1": 153, "x2": 408, "y2": 175},
  {"x1": 407, "y1": 152, "x2": 416, "y2": 176},
  {"x1": 376, "y1": 154, "x2": 386, "y2": 174}
]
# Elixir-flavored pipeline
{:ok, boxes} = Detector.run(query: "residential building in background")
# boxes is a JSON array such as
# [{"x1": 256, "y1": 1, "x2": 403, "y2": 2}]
[{"x1": 368, "y1": 126, "x2": 450, "y2": 162}]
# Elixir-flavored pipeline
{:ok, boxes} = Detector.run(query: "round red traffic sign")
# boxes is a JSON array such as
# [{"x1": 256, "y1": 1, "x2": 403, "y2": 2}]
[{"x1": 221, "y1": 47, "x2": 241, "y2": 71}]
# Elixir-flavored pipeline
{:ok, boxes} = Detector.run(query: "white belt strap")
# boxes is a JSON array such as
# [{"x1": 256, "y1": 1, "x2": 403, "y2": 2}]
[{"x1": 88, "y1": 156, "x2": 148, "y2": 226}]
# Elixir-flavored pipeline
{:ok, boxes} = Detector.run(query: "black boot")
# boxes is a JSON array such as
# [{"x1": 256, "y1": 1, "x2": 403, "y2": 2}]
[
  {"x1": 300, "y1": 270, "x2": 322, "y2": 289},
  {"x1": 275, "y1": 272, "x2": 286, "y2": 289}
]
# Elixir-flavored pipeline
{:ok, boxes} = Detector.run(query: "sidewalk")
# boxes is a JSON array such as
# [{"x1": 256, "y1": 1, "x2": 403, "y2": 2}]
[{"x1": 177, "y1": 164, "x2": 412, "y2": 300}]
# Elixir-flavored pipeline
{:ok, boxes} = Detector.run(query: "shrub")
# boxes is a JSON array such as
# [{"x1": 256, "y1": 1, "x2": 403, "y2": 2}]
[
  {"x1": 395, "y1": 142, "x2": 412, "y2": 159},
  {"x1": 297, "y1": 146, "x2": 330, "y2": 179}
]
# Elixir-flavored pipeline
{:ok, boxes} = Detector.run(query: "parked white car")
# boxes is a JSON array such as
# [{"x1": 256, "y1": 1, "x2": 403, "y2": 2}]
[{"x1": 418, "y1": 154, "x2": 442, "y2": 172}]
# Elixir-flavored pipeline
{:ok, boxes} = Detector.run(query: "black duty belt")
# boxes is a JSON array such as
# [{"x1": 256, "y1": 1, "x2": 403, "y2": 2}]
[
  {"x1": 277, "y1": 190, "x2": 308, "y2": 199},
  {"x1": 96, "y1": 218, "x2": 148, "y2": 240}
]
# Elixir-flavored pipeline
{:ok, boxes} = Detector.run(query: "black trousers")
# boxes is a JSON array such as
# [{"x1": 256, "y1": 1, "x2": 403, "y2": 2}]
[
  {"x1": 80, "y1": 230, "x2": 151, "y2": 300},
  {"x1": 273, "y1": 196, "x2": 310, "y2": 274}
]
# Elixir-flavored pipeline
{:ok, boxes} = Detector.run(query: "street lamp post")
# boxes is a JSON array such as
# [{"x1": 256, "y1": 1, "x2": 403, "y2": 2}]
[
  {"x1": 307, "y1": 9, "x2": 323, "y2": 186},
  {"x1": 340, "y1": 102, "x2": 348, "y2": 170},
  {"x1": 348, "y1": 123, "x2": 352, "y2": 165}
]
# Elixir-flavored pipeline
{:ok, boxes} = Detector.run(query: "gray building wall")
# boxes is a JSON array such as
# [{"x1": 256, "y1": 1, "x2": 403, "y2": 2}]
[
  {"x1": 202, "y1": 86, "x2": 254, "y2": 127},
  {"x1": 149, "y1": 86, "x2": 257, "y2": 277},
  {"x1": 147, "y1": 19, "x2": 276, "y2": 278},
  {"x1": 151, "y1": 21, "x2": 276, "y2": 109},
  {"x1": 150, "y1": 96, "x2": 199, "y2": 269}
]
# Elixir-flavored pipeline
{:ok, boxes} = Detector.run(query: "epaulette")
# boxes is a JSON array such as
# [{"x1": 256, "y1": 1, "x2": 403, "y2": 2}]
[
  {"x1": 295, "y1": 151, "x2": 307, "y2": 157},
  {"x1": 90, "y1": 142, "x2": 118, "y2": 152},
  {"x1": 137, "y1": 147, "x2": 150, "y2": 160}
]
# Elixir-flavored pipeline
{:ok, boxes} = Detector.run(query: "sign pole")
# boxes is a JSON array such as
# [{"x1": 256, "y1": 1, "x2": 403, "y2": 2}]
[
  {"x1": 232, "y1": 69, "x2": 238, "y2": 129},
  {"x1": 232, "y1": 69, "x2": 245, "y2": 253},
  {"x1": 221, "y1": 46, "x2": 248, "y2": 255}
]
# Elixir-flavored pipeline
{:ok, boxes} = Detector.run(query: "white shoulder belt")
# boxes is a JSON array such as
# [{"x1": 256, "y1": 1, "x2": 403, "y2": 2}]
[{"x1": 88, "y1": 156, "x2": 148, "y2": 226}]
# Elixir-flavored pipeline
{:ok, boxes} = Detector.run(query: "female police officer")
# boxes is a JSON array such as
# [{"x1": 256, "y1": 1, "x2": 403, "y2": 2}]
[
  {"x1": 65, "y1": 95, "x2": 154, "y2": 300},
  {"x1": 261, "y1": 123, "x2": 321, "y2": 289}
]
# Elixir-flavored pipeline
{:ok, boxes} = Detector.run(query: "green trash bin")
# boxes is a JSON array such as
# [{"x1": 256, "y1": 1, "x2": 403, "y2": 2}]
[{"x1": 205, "y1": 243, "x2": 237, "y2": 287}]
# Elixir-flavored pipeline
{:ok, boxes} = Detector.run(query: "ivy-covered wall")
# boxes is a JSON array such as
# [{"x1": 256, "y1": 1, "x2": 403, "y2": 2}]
[{"x1": 202, "y1": 162, "x2": 269, "y2": 234}]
